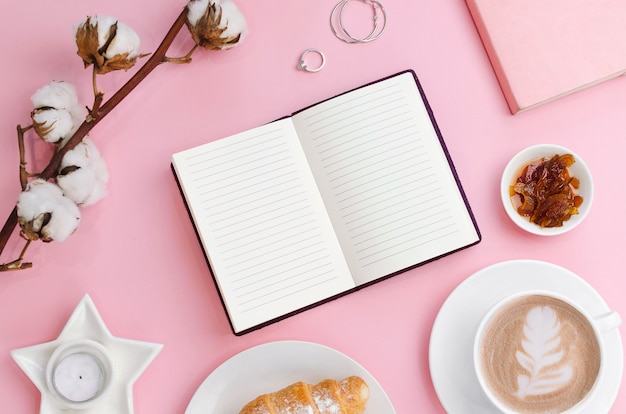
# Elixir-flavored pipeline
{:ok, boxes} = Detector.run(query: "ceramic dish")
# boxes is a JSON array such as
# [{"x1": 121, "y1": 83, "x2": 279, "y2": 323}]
[
  {"x1": 185, "y1": 340, "x2": 395, "y2": 413},
  {"x1": 11, "y1": 295, "x2": 163, "y2": 414},
  {"x1": 500, "y1": 144, "x2": 593, "y2": 236},
  {"x1": 429, "y1": 260, "x2": 623, "y2": 413}
]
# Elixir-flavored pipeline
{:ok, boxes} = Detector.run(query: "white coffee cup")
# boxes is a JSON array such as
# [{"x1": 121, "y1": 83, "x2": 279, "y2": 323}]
[
  {"x1": 473, "y1": 291, "x2": 620, "y2": 414},
  {"x1": 45, "y1": 339, "x2": 114, "y2": 409}
]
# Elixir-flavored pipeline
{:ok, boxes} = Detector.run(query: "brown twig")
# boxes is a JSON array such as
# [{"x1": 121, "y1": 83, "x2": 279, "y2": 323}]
[
  {"x1": 0, "y1": 6, "x2": 190, "y2": 260},
  {"x1": 0, "y1": 240, "x2": 32, "y2": 271},
  {"x1": 17, "y1": 125, "x2": 32, "y2": 191},
  {"x1": 164, "y1": 44, "x2": 199, "y2": 64},
  {"x1": 88, "y1": 66, "x2": 105, "y2": 122}
]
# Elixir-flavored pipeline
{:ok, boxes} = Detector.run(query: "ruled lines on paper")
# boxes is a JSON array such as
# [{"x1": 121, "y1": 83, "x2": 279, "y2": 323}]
[
  {"x1": 299, "y1": 79, "x2": 460, "y2": 269},
  {"x1": 179, "y1": 126, "x2": 341, "y2": 314}
]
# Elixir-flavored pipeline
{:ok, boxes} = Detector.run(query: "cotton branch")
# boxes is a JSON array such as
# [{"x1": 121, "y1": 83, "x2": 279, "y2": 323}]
[
  {"x1": 0, "y1": 7, "x2": 188, "y2": 259},
  {"x1": 0, "y1": 0, "x2": 249, "y2": 270}
]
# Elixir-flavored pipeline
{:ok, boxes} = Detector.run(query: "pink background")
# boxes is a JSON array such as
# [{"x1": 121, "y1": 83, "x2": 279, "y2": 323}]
[{"x1": 1, "y1": 1, "x2": 624, "y2": 413}]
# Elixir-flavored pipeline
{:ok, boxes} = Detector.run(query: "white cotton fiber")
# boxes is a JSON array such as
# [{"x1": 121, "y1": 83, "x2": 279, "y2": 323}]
[
  {"x1": 57, "y1": 138, "x2": 109, "y2": 206},
  {"x1": 105, "y1": 19, "x2": 141, "y2": 59},
  {"x1": 17, "y1": 179, "x2": 81, "y2": 242},
  {"x1": 31, "y1": 108, "x2": 75, "y2": 144},
  {"x1": 30, "y1": 81, "x2": 84, "y2": 145},
  {"x1": 187, "y1": 0, "x2": 212, "y2": 26},
  {"x1": 219, "y1": 0, "x2": 248, "y2": 42}
]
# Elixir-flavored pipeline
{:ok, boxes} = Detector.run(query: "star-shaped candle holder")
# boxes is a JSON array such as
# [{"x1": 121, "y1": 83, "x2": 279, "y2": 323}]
[{"x1": 11, "y1": 294, "x2": 163, "y2": 414}]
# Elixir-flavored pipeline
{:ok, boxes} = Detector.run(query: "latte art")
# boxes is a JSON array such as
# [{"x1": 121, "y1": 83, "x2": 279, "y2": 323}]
[
  {"x1": 515, "y1": 305, "x2": 573, "y2": 398},
  {"x1": 478, "y1": 295, "x2": 601, "y2": 413}
]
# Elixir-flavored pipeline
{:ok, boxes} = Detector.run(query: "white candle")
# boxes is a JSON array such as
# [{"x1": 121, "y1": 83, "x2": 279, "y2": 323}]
[{"x1": 52, "y1": 352, "x2": 104, "y2": 402}]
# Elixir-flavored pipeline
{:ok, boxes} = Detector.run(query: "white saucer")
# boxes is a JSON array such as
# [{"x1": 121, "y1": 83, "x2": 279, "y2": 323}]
[
  {"x1": 429, "y1": 260, "x2": 623, "y2": 413},
  {"x1": 185, "y1": 340, "x2": 395, "y2": 413}
]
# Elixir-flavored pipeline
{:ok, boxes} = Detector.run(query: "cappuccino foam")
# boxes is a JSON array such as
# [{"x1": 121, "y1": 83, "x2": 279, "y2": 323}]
[{"x1": 479, "y1": 295, "x2": 600, "y2": 413}]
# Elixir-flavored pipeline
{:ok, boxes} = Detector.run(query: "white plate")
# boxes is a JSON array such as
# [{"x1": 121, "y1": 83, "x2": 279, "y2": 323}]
[
  {"x1": 429, "y1": 260, "x2": 623, "y2": 413},
  {"x1": 185, "y1": 340, "x2": 395, "y2": 413}
]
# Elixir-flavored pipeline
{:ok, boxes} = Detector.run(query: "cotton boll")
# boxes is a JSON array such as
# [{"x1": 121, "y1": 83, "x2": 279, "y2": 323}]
[
  {"x1": 17, "y1": 179, "x2": 81, "y2": 242},
  {"x1": 185, "y1": 0, "x2": 248, "y2": 50},
  {"x1": 56, "y1": 137, "x2": 109, "y2": 206},
  {"x1": 30, "y1": 81, "x2": 85, "y2": 145},
  {"x1": 187, "y1": 0, "x2": 213, "y2": 26},
  {"x1": 57, "y1": 160, "x2": 108, "y2": 206},
  {"x1": 59, "y1": 136, "x2": 103, "y2": 168},
  {"x1": 88, "y1": 15, "x2": 118, "y2": 46},
  {"x1": 57, "y1": 165, "x2": 101, "y2": 206},
  {"x1": 31, "y1": 107, "x2": 75, "y2": 144},
  {"x1": 187, "y1": 0, "x2": 236, "y2": 27},
  {"x1": 102, "y1": 19, "x2": 141, "y2": 59},
  {"x1": 17, "y1": 180, "x2": 64, "y2": 223},
  {"x1": 45, "y1": 196, "x2": 83, "y2": 242},
  {"x1": 31, "y1": 81, "x2": 80, "y2": 113},
  {"x1": 75, "y1": 16, "x2": 142, "y2": 74},
  {"x1": 219, "y1": 0, "x2": 249, "y2": 46}
]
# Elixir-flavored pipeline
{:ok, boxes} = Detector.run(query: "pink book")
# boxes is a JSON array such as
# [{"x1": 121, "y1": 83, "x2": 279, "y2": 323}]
[{"x1": 465, "y1": 0, "x2": 626, "y2": 114}]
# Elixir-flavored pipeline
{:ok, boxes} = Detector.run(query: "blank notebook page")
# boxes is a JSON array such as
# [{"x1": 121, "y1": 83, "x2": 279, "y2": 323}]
[
  {"x1": 293, "y1": 71, "x2": 479, "y2": 285},
  {"x1": 172, "y1": 121, "x2": 354, "y2": 332}
]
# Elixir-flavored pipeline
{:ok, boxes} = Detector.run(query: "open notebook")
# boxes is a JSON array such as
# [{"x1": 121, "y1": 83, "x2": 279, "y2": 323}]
[{"x1": 172, "y1": 70, "x2": 481, "y2": 334}]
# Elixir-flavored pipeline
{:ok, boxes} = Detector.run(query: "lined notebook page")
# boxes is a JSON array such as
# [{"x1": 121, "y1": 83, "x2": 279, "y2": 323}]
[
  {"x1": 293, "y1": 72, "x2": 479, "y2": 285},
  {"x1": 172, "y1": 120, "x2": 354, "y2": 333}
]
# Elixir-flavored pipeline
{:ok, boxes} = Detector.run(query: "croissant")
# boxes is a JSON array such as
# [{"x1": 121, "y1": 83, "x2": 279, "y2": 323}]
[{"x1": 238, "y1": 376, "x2": 369, "y2": 414}]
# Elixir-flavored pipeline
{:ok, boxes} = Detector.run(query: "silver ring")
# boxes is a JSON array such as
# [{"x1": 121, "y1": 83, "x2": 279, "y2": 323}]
[
  {"x1": 297, "y1": 48, "x2": 326, "y2": 73},
  {"x1": 330, "y1": 0, "x2": 387, "y2": 44}
]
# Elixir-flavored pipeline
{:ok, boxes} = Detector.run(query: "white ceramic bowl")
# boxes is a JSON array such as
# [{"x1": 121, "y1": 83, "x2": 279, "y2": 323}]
[{"x1": 500, "y1": 144, "x2": 593, "y2": 236}]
